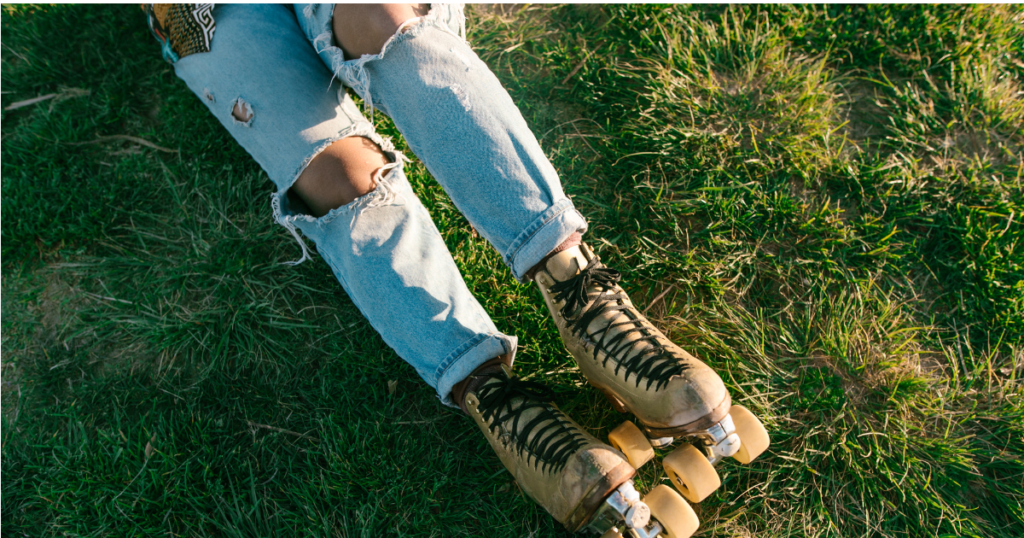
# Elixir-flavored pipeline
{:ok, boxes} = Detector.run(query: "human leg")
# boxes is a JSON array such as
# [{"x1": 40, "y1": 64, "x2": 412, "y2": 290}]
[
  {"x1": 296, "y1": 3, "x2": 770, "y2": 507},
  {"x1": 165, "y1": 3, "x2": 516, "y2": 405},
  {"x1": 298, "y1": 4, "x2": 588, "y2": 282},
  {"x1": 279, "y1": 8, "x2": 708, "y2": 536}
]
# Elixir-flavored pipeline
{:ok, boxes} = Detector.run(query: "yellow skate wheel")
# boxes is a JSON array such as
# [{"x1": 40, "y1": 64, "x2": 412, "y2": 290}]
[
  {"x1": 599, "y1": 528, "x2": 624, "y2": 538},
  {"x1": 608, "y1": 421, "x2": 655, "y2": 469},
  {"x1": 644, "y1": 485, "x2": 699, "y2": 538},
  {"x1": 730, "y1": 405, "x2": 770, "y2": 464},
  {"x1": 662, "y1": 443, "x2": 721, "y2": 503}
]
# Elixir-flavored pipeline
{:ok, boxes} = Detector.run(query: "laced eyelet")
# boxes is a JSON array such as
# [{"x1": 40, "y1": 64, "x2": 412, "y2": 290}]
[
  {"x1": 474, "y1": 371, "x2": 588, "y2": 473},
  {"x1": 548, "y1": 256, "x2": 690, "y2": 391}
]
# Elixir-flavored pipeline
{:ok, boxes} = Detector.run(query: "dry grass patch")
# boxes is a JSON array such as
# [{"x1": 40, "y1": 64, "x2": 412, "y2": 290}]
[{"x1": 640, "y1": 8, "x2": 843, "y2": 166}]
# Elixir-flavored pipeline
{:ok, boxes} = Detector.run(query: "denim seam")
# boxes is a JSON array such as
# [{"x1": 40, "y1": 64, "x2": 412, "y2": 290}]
[
  {"x1": 324, "y1": 258, "x2": 350, "y2": 290},
  {"x1": 502, "y1": 199, "x2": 574, "y2": 280}
]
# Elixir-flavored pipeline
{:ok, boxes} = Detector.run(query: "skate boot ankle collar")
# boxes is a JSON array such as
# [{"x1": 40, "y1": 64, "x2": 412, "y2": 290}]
[
  {"x1": 535, "y1": 243, "x2": 593, "y2": 282},
  {"x1": 524, "y1": 232, "x2": 583, "y2": 281},
  {"x1": 451, "y1": 354, "x2": 511, "y2": 415}
]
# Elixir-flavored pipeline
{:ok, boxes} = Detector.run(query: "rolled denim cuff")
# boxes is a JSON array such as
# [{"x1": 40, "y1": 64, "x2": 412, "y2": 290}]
[
  {"x1": 434, "y1": 332, "x2": 518, "y2": 408},
  {"x1": 504, "y1": 198, "x2": 589, "y2": 282}
]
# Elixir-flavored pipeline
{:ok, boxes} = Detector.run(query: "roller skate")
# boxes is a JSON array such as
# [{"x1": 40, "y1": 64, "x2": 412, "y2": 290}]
[
  {"x1": 458, "y1": 364, "x2": 700, "y2": 537},
  {"x1": 532, "y1": 244, "x2": 771, "y2": 503}
]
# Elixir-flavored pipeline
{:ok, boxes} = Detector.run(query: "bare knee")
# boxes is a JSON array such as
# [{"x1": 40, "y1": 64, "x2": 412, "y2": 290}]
[
  {"x1": 290, "y1": 136, "x2": 389, "y2": 217},
  {"x1": 332, "y1": 4, "x2": 429, "y2": 58}
]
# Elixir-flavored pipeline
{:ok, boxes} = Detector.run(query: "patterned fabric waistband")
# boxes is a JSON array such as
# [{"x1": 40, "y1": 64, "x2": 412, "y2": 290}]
[{"x1": 142, "y1": 3, "x2": 215, "y2": 63}]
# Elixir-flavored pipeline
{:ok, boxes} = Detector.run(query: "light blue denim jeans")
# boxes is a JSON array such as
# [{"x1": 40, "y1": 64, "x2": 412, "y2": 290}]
[{"x1": 169, "y1": 4, "x2": 588, "y2": 406}]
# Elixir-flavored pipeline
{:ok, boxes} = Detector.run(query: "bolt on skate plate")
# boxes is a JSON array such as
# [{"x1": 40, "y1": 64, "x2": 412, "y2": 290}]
[
  {"x1": 585, "y1": 481, "x2": 698, "y2": 538},
  {"x1": 608, "y1": 406, "x2": 770, "y2": 503}
]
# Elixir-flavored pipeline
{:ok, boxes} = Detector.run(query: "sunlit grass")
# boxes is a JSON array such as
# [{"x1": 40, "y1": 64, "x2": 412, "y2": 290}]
[{"x1": 3, "y1": 4, "x2": 1022, "y2": 537}]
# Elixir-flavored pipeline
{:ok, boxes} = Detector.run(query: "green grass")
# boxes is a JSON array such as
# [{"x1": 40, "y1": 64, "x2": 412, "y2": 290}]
[{"x1": 3, "y1": 4, "x2": 1022, "y2": 537}]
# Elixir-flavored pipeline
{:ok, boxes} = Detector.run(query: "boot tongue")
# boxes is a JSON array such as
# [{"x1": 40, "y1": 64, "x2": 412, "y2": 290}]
[{"x1": 544, "y1": 246, "x2": 589, "y2": 281}]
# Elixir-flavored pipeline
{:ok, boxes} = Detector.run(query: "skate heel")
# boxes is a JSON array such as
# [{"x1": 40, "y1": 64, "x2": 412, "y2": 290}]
[{"x1": 585, "y1": 481, "x2": 698, "y2": 538}]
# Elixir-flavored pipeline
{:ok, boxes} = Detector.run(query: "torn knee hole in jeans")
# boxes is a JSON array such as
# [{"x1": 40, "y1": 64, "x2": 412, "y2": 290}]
[
  {"x1": 285, "y1": 188, "x2": 314, "y2": 216},
  {"x1": 231, "y1": 98, "x2": 253, "y2": 126},
  {"x1": 270, "y1": 126, "x2": 405, "y2": 266},
  {"x1": 271, "y1": 155, "x2": 407, "y2": 265},
  {"x1": 288, "y1": 135, "x2": 397, "y2": 217},
  {"x1": 319, "y1": 5, "x2": 467, "y2": 118}
]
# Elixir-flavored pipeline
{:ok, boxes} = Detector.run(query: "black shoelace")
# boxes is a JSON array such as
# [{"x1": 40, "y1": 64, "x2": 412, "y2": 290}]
[
  {"x1": 475, "y1": 371, "x2": 587, "y2": 474},
  {"x1": 549, "y1": 256, "x2": 688, "y2": 391}
]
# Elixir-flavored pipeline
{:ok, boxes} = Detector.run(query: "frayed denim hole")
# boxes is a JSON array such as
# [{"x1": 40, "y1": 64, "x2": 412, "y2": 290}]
[
  {"x1": 276, "y1": 148, "x2": 407, "y2": 233},
  {"x1": 270, "y1": 136, "x2": 394, "y2": 266},
  {"x1": 285, "y1": 123, "x2": 386, "y2": 193},
  {"x1": 230, "y1": 98, "x2": 253, "y2": 126},
  {"x1": 340, "y1": 157, "x2": 408, "y2": 229},
  {"x1": 313, "y1": 31, "x2": 333, "y2": 54},
  {"x1": 270, "y1": 191, "x2": 314, "y2": 265},
  {"x1": 328, "y1": 8, "x2": 465, "y2": 117}
]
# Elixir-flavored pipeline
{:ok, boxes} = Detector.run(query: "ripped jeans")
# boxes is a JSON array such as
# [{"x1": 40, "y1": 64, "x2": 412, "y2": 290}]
[{"x1": 168, "y1": 4, "x2": 588, "y2": 406}]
